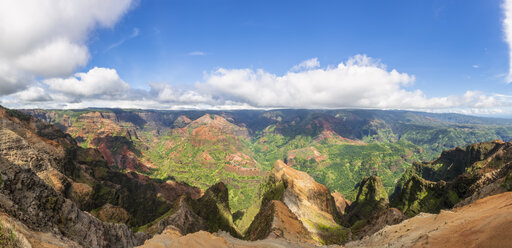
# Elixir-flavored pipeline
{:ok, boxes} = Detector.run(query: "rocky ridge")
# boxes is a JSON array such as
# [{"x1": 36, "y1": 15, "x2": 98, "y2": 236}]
[
  {"x1": 391, "y1": 140, "x2": 512, "y2": 217},
  {"x1": 0, "y1": 155, "x2": 146, "y2": 247},
  {"x1": 5, "y1": 106, "x2": 512, "y2": 247},
  {"x1": 346, "y1": 192, "x2": 512, "y2": 248},
  {"x1": 246, "y1": 160, "x2": 348, "y2": 245},
  {"x1": 0, "y1": 107, "x2": 232, "y2": 247}
]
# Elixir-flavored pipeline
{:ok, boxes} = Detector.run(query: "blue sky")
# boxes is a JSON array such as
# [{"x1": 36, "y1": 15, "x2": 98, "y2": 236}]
[
  {"x1": 1, "y1": 0, "x2": 512, "y2": 115},
  {"x1": 89, "y1": 0, "x2": 506, "y2": 95}
]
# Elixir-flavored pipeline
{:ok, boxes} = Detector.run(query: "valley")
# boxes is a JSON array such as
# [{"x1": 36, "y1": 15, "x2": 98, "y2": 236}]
[
  {"x1": 0, "y1": 106, "x2": 511, "y2": 247},
  {"x1": 24, "y1": 108, "x2": 512, "y2": 211},
  {"x1": 4, "y1": 1, "x2": 512, "y2": 247}
]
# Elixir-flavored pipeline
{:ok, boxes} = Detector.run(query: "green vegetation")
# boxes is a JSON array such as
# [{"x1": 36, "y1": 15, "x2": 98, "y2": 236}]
[
  {"x1": 135, "y1": 204, "x2": 177, "y2": 234},
  {"x1": 5, "y1": 109, "x2": 31, "y2": 122},
  {"x1": 141, "y1": 129, "x2": 263, "y2": 211},
  {"x1": 389, "y1": 140, "x2": 512, "y2": 218},
  {"x1": 315, "y1": 222, "x2": 350, "y2": 245},
  {"x1": 398, "y1": 125, "x2": 506, "y2": 160},
  {"x1": 248, "y1": 131, "x2": 422, "y2": 200},
  {"x1": 26, "y1": 109, "x2": 512, "y2": 217},
  {"x1": 502, "y1": 174, "x2": 512, "y2": 191},
  {"x1": 350, "y1": 219, "x2": 369, "y2": 238},
  {"x1": 191, "y1": 183, "x2": 241, "y2": 238},
  {"x1": 246, "y1": 120, "x2": 512, "y2": 203},
  {"x1": 390, "y1": 174, "x2": 466, "y2": 217},
  {"x1": 0, "y1": 222, "x2": 20, "y2": 248},
  {"x1": 233, "y1": 175, "x2": 287, "y2": 232},
  {"x1": 234, "y1": 200, "x2": 262, "y2": 234},
  {"x1": 346, "y1": 176, "x2": 389, "y2": 225}
]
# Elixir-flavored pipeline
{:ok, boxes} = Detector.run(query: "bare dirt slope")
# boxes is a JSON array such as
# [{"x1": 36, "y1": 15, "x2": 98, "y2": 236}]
[
  {"x1": 346, "y1": 191, "x2": 512, "y2": 248},
  {"x1": 137, "y1": 229, "x2": 322, "y2": 248}
]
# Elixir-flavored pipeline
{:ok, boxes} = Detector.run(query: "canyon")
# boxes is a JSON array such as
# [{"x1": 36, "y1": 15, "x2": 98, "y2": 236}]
[{"x1": 0, "y1": 106, "x2": 511, "y2": 247}]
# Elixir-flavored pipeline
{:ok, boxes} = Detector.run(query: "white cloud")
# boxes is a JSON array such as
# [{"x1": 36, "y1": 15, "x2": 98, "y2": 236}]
[
  {"x1": 15, "y1": 39, "x2": 90, "y2": 77},
  {"x1": 503, "y1": 0, "x2": 512, "y2": 82},
  {"x1": 472, "y1": 64, "x2": 480, "y2": 69},
  {"x1": 0, "y1": 60, "x2": 34, "y2": 95},
  {"x1": 188, "y1": 51, "x2": 206, "y2": 56},
  {"x1": 199, "y1": 55, "x2": 500, "y2": 110},
  {"x1": 290, "y1": 58, "x2": 320, "y2": 71},
  {"x1": 44, "y1": 67, "x2": 130, "y2": 98},
  {"x1": 12, "y1": 86, "x2": 52, "y2": 102},
  {"x1": 2, "y1": 54, "x2": 510, "y2": 116},
  {"x1": 2, "y1": 67, "x2": 218, "y2": 109},
  {"x1": 149, "y1": 83, "x2": 213, "y2": 104},
  {"x1": 0, "y1": 0, "x2": 134, "y2": 95}
]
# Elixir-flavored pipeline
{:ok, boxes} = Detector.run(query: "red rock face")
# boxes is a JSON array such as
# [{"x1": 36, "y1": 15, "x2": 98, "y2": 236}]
[
  {"x1": 331, "y1": 191, "x2": 351, "y2": 215},
  {"x1": 314, "y1": 129, "x2": 365, "y2": 145},
  {"x1": 167, "y1": 114, "x2": 264, "y2": 177},
  {"x1": 246, "y1": 200, "x2": 314, "y2": 244},
  {"x1": 47, "y1": 111, "x2": 153, "y2": 172},
  {"x1": 95, "y1": 137, "x2": 151, "y2": 172},
  {"x1": 186, "y1": 114, "x2": 250, "y2": 147},
  {"x1": 272, "y1": 160, "x2": 340, "y2": 216},
  {"x1": 269, "y1": 160, "x2": 347, "y2": 244},
  {"x1": 98, "y1": 142, "x2": 115, "y2": 167},
  {"x1": 286, "y1": 146, "x2": 328, "y2": 167},
  {"x1": 158, "y1": 181, "x2": 203, "y2": 202},
  {"x1": 224, "y1": 152, "x2": 261, "y2": 176}
]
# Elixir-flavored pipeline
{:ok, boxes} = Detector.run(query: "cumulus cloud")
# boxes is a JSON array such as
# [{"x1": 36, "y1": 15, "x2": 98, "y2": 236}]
[
  {"x1": 15, "y1": 39, "x2": 90, "y2": 77},
  {"x1": 503, "y1": 0, "x2": 512, "y2": 82},
  {"x1": 199, "y1": 55, "x2": 501, "y2": 110},
  {"x1": 12, "y1": 86, "x2": 52, "y2": 102},
  {"x1": 290, "y1": 58, "x2": 320, "y2": 71},
  {"x1": 1, "y1": 81, "x2": 246, "y2": 110},
  {"x1": 44, "y1": 67, "x2": 130, "y2": 99},
  {"x1": 2, "y1": 55, "x2": 509, "y2": 115},
  {"x1": 0, "y1": 0, "x2": 133, "y2": 95},
  {"x1": 0, "y1": 60, "x2": 34, "y2": 95},
  {"x1": 149, "y1": 83, "x2": 213, "y2": 104}
]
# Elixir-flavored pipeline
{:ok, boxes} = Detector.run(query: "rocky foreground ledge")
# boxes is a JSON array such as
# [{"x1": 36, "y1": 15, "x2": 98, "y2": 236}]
[{"x1": 137, "y1": 191, "x2": 512, "y2": 248}]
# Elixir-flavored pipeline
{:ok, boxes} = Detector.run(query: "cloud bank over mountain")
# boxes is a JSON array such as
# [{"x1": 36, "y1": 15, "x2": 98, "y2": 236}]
[
  {"x1": 2, "y1": 55, "x2": 506, "y2": 114},
  {"x1": 200, "y1": 55, "x2": 499, "y2": 110}
]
